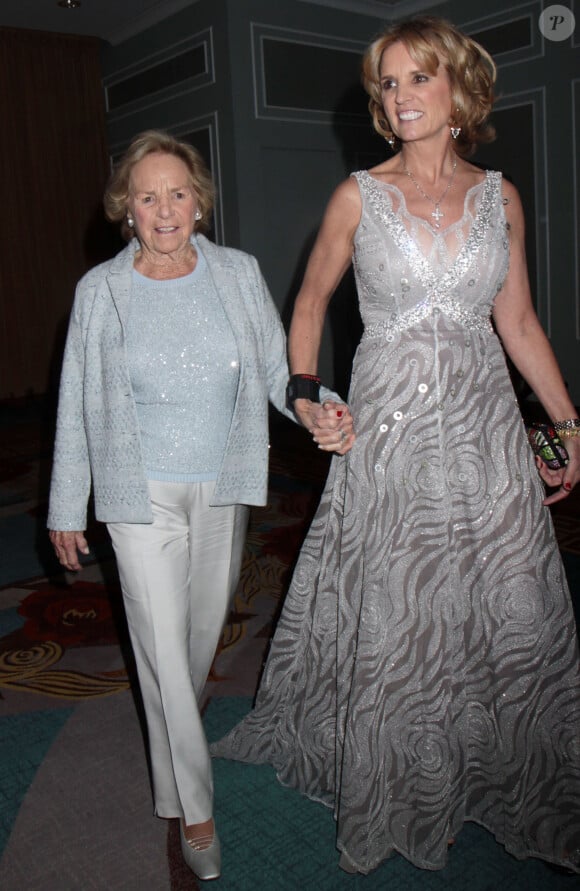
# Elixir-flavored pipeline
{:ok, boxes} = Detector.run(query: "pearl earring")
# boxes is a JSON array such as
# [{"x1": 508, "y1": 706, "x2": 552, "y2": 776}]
[
  {"x1": 195, "y1": 210, "x2": 202, "y2": 221},
  {"x1": 127, "y1": 216, "x2": 134, "y2": 228}
]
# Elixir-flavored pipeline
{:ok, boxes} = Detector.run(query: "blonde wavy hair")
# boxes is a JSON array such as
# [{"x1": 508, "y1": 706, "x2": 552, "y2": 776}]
[
  {"x1": 104, "y1": 130, "x2": 215, "y2": 241},
  {"x1": 362, "y1": 16, "x2": 497, "y2": 157}
]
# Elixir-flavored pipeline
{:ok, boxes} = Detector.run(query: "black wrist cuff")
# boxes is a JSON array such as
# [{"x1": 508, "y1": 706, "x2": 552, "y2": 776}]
[{"x1": 286, "y1": 374, "x2": 321, "y2": 410}]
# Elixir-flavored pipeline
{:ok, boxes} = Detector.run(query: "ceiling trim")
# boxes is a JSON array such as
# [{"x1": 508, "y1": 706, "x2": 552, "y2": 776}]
[
  {"x1": 104, "y1": 0, "x2": 197, "y2": 45},
  {"x1": 295, "y1": 0, "x2": 447, "y2": 20}
]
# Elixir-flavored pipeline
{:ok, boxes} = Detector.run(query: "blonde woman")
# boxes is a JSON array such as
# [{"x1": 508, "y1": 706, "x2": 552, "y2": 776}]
[{"x1": 212, "y1": 17, "x2": 580, "y2": 876}]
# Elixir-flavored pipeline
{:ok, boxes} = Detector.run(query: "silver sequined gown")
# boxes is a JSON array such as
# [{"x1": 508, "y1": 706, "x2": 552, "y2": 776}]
[{"x1": 211, "y1": 170, "x2": 580, "y2": 873}]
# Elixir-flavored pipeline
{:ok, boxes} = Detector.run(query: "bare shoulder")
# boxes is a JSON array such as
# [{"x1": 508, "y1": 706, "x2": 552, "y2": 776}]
[
  {"x1": 456, "y1": 159, "x2": 487, "y2": 188},
  {"x1": 323, "y1": 176, "x2": 362, "y2": 229},
  {"x1": 330, "y1": 175, "x2": 362, "y2": 205}
]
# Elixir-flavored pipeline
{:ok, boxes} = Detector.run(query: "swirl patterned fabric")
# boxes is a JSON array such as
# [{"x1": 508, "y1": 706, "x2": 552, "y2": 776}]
[{"x1": 211, "y1": 171, "x2": 580, "y2": 874}]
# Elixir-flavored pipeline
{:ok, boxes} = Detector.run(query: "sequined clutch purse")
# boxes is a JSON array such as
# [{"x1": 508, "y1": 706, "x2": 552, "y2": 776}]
[{"x1": 526, "y1": 423, "x2": 569, "y2": 470}]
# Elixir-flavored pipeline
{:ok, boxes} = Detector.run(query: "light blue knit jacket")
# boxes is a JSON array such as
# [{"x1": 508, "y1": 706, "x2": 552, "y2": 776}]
[{"x1": 48, "y1": 235, "x2": 339, "y2": 530}]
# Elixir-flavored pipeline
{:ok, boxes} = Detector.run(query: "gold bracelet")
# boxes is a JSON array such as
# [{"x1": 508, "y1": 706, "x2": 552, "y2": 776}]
[{"x1": 553, "y1": 419, "x2": 580, "y2": 438}]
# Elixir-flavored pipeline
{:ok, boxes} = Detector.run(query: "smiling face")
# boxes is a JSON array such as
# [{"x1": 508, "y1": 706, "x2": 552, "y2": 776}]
[
  {"x1": 127, "y1": 152, "x2": 198, "y2": 259},
  {"x1": 379, "y1": 40, "x2": 453, "y2": 146}
]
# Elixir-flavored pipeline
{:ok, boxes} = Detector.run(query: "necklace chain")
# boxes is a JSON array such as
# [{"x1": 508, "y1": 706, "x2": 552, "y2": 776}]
[{"x1": 402, "y1": 156, "x2": 458, "y2": 229}]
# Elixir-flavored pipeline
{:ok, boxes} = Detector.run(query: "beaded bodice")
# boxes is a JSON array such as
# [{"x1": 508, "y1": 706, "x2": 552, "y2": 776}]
[{"x1": 352, "y1": 170, "x2": 509, "y2": 339}]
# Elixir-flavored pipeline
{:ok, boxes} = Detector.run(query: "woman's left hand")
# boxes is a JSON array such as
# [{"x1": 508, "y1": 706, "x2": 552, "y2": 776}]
[
  {"x1": 539, "y1": 436, "x2": 580, "y2": 505},
  {"x1": 294, "y1": 399, "x2": 355, "y2": 455}
]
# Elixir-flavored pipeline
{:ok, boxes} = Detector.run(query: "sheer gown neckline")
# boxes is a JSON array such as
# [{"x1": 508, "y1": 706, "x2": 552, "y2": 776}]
[{"x1": 359, "y1": 170, "x2": 490, "y2": 275}]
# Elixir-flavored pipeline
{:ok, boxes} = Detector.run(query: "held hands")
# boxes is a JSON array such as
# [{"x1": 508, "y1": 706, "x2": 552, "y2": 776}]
[
  {"x1": 49, "y1": 529, "x2": 90, "y2": 572},
  {"x1": 537, "y1": 436, "x2": 580, "y2": 505},
  {"x1": 293, "y1": 399, "x2": 355, "y2": 455}
]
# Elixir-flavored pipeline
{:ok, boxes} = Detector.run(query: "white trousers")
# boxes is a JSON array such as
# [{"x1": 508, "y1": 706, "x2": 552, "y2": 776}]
[{"x1": 107, "y1": 480, "x2": 249, "y2": 824}]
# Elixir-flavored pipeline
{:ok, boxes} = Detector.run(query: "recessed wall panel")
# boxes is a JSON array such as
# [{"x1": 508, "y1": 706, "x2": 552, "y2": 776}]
[{"x1": 253, "y1": 24, "x2": 368, "y2": 125}]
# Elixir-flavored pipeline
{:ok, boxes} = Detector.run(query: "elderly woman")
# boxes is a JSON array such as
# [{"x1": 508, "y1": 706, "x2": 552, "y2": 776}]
[
  {"x1": 211, "y1": 16, "x2": 580, "y2": 877},
  {"x1": 47, "y1": 130, "x2": 353, "y2": 881}
]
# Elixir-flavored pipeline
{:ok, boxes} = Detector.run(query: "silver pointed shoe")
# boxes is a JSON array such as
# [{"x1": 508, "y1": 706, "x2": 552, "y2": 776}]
[{"x1": 179, "y1": 824, "x2": 221, "y2": 881}]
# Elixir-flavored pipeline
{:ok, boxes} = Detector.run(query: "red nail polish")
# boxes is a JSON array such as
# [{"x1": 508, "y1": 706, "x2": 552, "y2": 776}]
[
  {"x1": 564, "y1": 481, "x2": 572, "y2": 491},
  {"x1": 336, "y1": 410, "x2": 343, "y2": 418}
]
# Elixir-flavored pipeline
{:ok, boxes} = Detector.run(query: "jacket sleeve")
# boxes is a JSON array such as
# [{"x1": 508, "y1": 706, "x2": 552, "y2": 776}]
[
  {"x1": 47, "y1": 281, "x2": 92, "y2": 531},
  {"x1": 248, "y1": 256, "x2": 344, "y2": 418},
  {"x1": 247, "y1": 256, "x2": 295, "y2": 420}
]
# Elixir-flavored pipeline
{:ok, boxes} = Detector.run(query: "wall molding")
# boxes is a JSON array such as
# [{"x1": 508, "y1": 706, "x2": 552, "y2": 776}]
[
  {"x1": 494, "y1": 87, "x2": 550, "y2": 333},
  {"x1": 104, "y1": 27, "x2": 214, "y2": 123},
  {"x1": 461, "y1": 1, "x2": 544, "y2": 67},
  {"x1": 251, "y1": 22, "x2": 368, "y2": 125}
]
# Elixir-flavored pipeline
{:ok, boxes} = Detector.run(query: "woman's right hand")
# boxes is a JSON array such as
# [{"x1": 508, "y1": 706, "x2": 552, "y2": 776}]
[
  {"x1": 49, "y1": 530, "x2": 90, "y2": 571},
  {"x1": 294, "y1": 399, "x2": 356, "y2": 454}
]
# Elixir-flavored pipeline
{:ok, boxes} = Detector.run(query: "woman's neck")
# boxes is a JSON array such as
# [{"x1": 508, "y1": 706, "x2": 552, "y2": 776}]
[
  {"x1": 134, "y1": 242, "x2": 198, "y2": 280},
  {"x1": 398, "y1": 142, "x2": 458, "y2": 187}
]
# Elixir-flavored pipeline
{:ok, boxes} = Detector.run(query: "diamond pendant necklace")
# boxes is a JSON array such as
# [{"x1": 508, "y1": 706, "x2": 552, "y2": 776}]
[{"x1": 402, "y1": 156, "x2": 458, "y2": 229}]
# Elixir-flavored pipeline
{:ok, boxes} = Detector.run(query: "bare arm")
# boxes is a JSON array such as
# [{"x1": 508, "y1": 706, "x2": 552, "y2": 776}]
[
  {"x1": 289, "y1": 178, "x2": 362, "y2": 453},
  {"x1": 492, "y1": 180, "x2": 580, "y2": 503},
  {"x1": 289, "y1": 177, "x2": 361, "y2": 373}
]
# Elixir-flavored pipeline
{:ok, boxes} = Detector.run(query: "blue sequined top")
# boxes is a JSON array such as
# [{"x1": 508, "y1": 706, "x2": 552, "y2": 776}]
[{"x1": 126, "y1": 246, "x2": 239, "y2": 481}]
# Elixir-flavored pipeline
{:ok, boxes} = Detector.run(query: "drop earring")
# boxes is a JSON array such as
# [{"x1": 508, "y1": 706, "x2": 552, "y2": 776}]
[
  {"x1": 380, "y1": 118, "x2": 396, "y2": 150},
  {"x1": 450, "y1": 125, "x2": 461, "y2": 139},
  {"x1": 127, "y1": 216, "x2": 135, "y2": 228}
]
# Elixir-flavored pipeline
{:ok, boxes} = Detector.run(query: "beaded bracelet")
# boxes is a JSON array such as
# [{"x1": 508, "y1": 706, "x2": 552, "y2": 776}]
[{"x1": 553, "y1": 419, "x2": 580, "y2": 438}]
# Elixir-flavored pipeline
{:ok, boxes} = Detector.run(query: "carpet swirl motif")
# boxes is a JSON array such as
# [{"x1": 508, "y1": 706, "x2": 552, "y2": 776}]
[{"x1": 0, "y1": 581, "x2": 130, "y2": 699}]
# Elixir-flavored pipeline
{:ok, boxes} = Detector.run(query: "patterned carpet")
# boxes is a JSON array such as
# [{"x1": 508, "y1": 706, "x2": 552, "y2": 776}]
[{"x1": 0, "y1": 398, "x2": 579, "y2": 890}]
